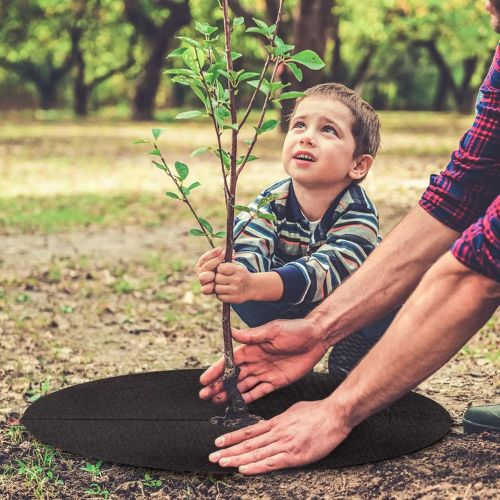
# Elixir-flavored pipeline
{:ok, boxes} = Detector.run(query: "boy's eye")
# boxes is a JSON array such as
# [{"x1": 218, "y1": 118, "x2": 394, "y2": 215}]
[
  {"x1": 322, "y1": 125, "x2": 338, "y2": 135},
  {"x1": 293, "y1": 121, "x2": 305, "y2": 129}
]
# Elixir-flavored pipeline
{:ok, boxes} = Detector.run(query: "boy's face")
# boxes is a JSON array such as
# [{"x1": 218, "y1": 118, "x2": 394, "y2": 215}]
[{"x1": 282, "y1": 97, "x2": 366, "y2": 191}]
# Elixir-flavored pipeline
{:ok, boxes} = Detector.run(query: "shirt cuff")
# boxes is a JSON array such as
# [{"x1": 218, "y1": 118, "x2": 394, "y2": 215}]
[{"x1": 273, "y1": 264, "x2": 308, "y2": 304}]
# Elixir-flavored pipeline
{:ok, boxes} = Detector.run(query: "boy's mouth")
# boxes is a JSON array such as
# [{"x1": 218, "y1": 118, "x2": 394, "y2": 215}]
[{"x1": 293, "y1": 151, "x2": 317, "y2": 162}]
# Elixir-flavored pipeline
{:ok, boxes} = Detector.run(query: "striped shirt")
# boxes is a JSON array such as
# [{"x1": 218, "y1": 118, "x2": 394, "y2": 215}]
[
  {"x1": 420, "y1": 43, "x2": 500, "y2": 281},
  {"x1": 234, "y1": 178, "x2": 380, "y2": 305}
]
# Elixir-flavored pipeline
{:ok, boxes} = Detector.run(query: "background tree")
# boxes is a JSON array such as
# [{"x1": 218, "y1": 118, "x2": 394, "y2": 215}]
[
  {"x1": 0, "y1": 0, "x2": 74, "y2": 109},
  {"x1": 124, "y1": 0, "x2": 191, "y2": 120},
  {"x1": 69, "y1": 0, "x2": 136, "y2": 117}
]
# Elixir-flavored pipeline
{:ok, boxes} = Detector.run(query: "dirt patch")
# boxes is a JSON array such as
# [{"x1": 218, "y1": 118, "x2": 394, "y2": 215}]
[{"x1": 0, "y1": 224, "x2": 499, "y2": 498}]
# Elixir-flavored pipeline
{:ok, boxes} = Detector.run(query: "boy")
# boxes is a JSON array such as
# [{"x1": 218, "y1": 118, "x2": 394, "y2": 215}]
[{"x1": 196, "y1": 83, "x2": 389, "y2": 369}]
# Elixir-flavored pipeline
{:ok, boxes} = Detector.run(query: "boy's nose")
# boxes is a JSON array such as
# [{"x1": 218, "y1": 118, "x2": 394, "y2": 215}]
[{"x1": 300, "y1": 134, "x2": 315, "y2": 146}]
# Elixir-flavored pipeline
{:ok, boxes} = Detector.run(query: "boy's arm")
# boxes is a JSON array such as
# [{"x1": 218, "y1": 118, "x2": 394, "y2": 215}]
[{"x1": 273, "y1": 206, "x2": 379, "y2": 305}]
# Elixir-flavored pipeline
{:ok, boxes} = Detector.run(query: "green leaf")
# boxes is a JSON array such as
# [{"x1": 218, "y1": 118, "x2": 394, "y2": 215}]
[
  {"x1": 189, "y1": 84, "x2": 208, "y2": 107},
  {"x1": 257, "y1": 213, "x2": 277, "y2": 221},
  {"x1": 152, "y1": 128, "x2": 165, "y2": 140},
  {"x1": 237, "y1": 71, "x2": 260, "y2": 83},
  {"x1": 176, "y1": 36, "x2": 202, "y2": 49},
  {"x1": 190, "y1": 229, "x2": 205, "y2": 237},
  {"x1": 195, "y1": 21, "x2": 217, "y2": 36},
  {"x1": 246, "y1": 27, "x2": 266, "y2": 35},
  {"x1": 256, "y1": 119, "x2": 280, "y2": 134},
  {"x1": 230, "y1": 51, "x2": 242, "y2": 62},
  {"x1": 234, "y1": 205, "x2": 251, "y2": 213},
  {"x1": 183, "y1": 46, "x2": 204, "y2": 72},
  {"x1": 274, "y1": 43, "x2": 295, "y2": 57},
  {"x1": 233, "y1": 17, "x2": 244, "y2": 28},
  {"x1": 167, "y1": 47, "x2": 188, "y2": 58},
  {"x1": 165, "y1": 192, "x2": 180, "y2": 200},
  {"x1": 279, "y1": 91, "x2": 306, "y2": 100},
  {"x1": 148, "y1": 149, "x2": 161, "y2": 156},
  {"x1": 236, "y1": 155, "x2": 258, "y2": 166},
  {"x1": 191, "y1": 147, "x2": 209, "y2": 157},
  {"x1": 214, "y1": 106, "x2": 230, "y2": 127},
  {"x1": 187, "y1": 181, "x2": 201, "y2": 191},
  {"x1": 214, "y1": 231, "x2": 226, "y2": 238},
  {"x1": 198, "y1": 218, "x2": 213, "y2": 233},
  {"x1": 152, "y1": 161, "x2": 166, "y2": 171},
  {"x1": 247, "y1": 79, "x2": 270, "y2": 95},
  {"x1": 252, "y1": 18, "x2": 269, "y2": 32},
  {"x1": 215, "y1": 149, "x2": 231, "y2": 171},
  {"x1": 163, "y1": 68, "x2": 196, "y2": 77},
  {"x1": 175, "y1": 110, "x2": 204, "y2": 120},
  {"x1": 174, "y1": 161, "x2": 189, "y2": 181},
  {"x1": 290, "y1": 50, "x2": 325, "y2": 70},
  {"x1": 132, "y1": 138, "x2": 150, "y2": 144},
  {"x1": 287, "y1": 62, "x2": 303, "y2": 82},
  {"x1": 222, "y1": 123, "x2": 239, "y2": 131}
]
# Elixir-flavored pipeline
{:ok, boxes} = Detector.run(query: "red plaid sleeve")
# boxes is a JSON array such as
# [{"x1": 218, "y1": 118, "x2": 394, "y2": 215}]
[
  {"x1": 420, "y1": 43, "x2": 500, "y2": 233},
  {"x1": 451, "y1": 195, "x2": 500, "y2": 282}
]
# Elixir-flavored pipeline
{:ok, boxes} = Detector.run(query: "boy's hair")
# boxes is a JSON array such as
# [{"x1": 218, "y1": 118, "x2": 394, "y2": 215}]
[{"x1": 291, "y1": 83, "x2": 381, "y2": 159}]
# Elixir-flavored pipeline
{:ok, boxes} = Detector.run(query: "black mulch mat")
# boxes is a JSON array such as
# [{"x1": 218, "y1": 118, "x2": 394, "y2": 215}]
[{"x1": 22, "y1": 369, "x2": 451, "y2": 472}]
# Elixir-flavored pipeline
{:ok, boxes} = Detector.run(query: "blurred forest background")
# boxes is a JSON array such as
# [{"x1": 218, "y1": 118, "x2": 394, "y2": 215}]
[{"x1": 0, "y1": 0, "x2": 498, "y2": 120}]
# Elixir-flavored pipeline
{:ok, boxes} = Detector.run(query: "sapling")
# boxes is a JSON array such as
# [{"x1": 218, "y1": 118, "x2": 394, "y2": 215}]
[{"x1": 134, "y1": 0, "x2": 324, "y2": 427}]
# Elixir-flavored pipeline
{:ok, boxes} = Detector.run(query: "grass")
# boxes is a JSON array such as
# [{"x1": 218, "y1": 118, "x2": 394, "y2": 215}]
[
  {"x1": 1, "y1": 113, "x2": 498, "y2": 499},
  {"x1": 0, "y1": 111, "x2": 473, "y2": 236}
]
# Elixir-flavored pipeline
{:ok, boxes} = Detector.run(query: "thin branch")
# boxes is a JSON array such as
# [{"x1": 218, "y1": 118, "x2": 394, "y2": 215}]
[
  {"x1": 237, "y1": 0, "x2": 284, "y2": 130},
  {"x1": 194, "y1": 49, "x2": 230, "y2": 203},
  {"x1": 233, "y1": 212, "x2": 258, "y2": 242},
  {"x1": 154, "y1": 142, "x2": 214, "y2": 248}
]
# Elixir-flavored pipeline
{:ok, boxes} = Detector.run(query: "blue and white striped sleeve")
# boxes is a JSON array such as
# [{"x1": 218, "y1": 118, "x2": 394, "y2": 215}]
[
  {"x1": 274, "y1": 206, "x2": 380, "y2": 304},
  {"x1": 233, "y1": 193, "x2": 279, "y2": 273}
]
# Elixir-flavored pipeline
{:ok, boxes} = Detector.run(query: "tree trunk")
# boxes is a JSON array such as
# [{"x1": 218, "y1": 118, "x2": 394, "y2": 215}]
[
  {"x1": 133, "y1": 33, "x2": 170, "y2": 120},
  {"x1": 433, "y1": 73, "x2": 448, "y2": 111},
  {"x1": 280, "y1": 0, "x2": 332, "y2": 130},
  {"x1": 455, "y1": 57, "x2": 478, "y2": 114},
  {"x1": 125, "y1": 0, "x2": 191, "y2": 121},
  {"x1": 37, "y1": 82, "x2": 59, "y2": 110}
]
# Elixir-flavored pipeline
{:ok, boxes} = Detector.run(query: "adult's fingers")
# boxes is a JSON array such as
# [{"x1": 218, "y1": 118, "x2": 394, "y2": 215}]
[
  {"x1": 215, "y1": 419, "x2": 272, "y2": 448},
  {"x1": 232, "y1": 325, "x2": 275, "y2": 345},
  {"x1": 238, "y1": 452, "x2": 291, "y2": 475},
  {"x1": 209, "y1": 433, "x2": 278, "y2": 466}
]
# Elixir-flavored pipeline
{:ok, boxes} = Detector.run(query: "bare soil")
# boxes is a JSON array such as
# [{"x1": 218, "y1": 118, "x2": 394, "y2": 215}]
[{"x1": 0, "y1": 221, "x2": 499, "y2": 499}]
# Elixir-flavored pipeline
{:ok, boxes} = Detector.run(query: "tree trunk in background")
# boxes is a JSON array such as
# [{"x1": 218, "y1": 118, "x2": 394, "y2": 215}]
[
  {"x1": 37, "y1": 82, "x2": 60, "y2": 110},
  {"x1": 133, "y1": 31, "x2": 171, "y2": 120},
  {"x1": 124, "y1": 0, "x2": 191, "y2": 121},
  {"x1": 280, "y1": 0, "x2": 333, "y2": 130},
  {"x1": 433, "y1": 73, "x2": 449, "y2": 111},
  {"x1": 454, "y1": 57, "x2": 478, "y2": 114}
]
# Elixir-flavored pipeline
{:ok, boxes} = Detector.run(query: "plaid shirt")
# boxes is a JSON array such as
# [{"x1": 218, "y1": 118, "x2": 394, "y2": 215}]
[
  {"x1": 420, "y1": 43, "x2": 500, "y2": 280},
  {"x1": 234, "y1": 178, "x2": 380, "y2": 305}
]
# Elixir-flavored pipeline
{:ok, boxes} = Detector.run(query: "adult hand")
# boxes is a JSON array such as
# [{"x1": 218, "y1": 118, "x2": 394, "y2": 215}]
[
  {"x1": 208, "y1": 398, "x2": 352, "y2": 475},
  {"x1": 199, "y1": 318, "x2": 328, "y2": 404},
  {"x1": 214, "y1": 262, "x2": 255, "y2": 304}
]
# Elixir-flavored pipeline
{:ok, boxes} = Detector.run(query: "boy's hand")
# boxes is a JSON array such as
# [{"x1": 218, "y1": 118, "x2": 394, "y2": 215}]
[
  {"x1": 195, "y1": 247, "x2": 226, "y2": 295},
  {"x1": 214, "y1": 262, "x2": 255, "y2": 304}
]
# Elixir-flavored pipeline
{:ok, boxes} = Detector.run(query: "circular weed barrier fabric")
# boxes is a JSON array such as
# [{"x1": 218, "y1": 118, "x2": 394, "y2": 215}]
[{"x1": 22, "y1": 369, "x2": 451, "y2": 472}]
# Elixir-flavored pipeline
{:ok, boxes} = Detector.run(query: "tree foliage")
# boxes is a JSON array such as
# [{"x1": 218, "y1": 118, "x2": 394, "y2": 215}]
[{"x1": 0, "y1": 0, "x2": 496, "y2": 115}]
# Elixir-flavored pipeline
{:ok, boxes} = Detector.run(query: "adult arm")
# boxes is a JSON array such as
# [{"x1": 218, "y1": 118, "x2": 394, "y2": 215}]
[
  {"x1": 208, "y1": 251, "x2": 500, "y2": 474},
  {"x1": 200, "y1": 205, "x2": 459, "y2": 403}
]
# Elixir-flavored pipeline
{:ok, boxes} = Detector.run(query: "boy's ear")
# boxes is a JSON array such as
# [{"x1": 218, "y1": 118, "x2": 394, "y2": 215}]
[{"x1": 349, "y1": 154, "x2": 373, "y2": 180}]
